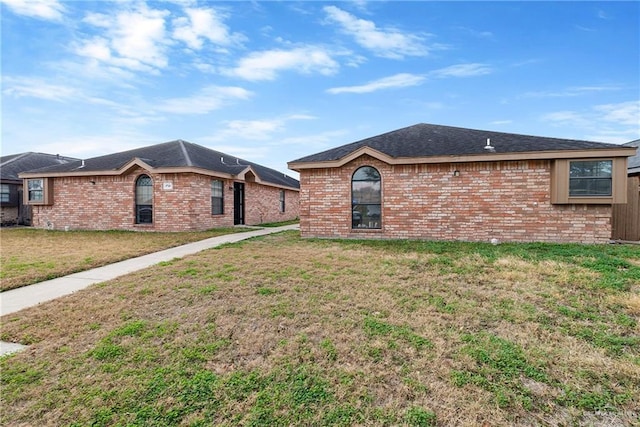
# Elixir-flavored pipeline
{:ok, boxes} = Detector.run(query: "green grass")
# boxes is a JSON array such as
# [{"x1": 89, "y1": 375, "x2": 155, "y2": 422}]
[
  {"x1": 1, "y1": 232, "x2": 639, "y2": 426},
  {"x1": 0, "y1": 227, "x2": 251, "y2": 291}
]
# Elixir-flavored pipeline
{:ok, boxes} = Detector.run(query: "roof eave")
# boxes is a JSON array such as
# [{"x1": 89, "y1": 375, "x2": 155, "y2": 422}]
[{"x1": 288, "y1": 146, "x2": 638, "y2": 171}]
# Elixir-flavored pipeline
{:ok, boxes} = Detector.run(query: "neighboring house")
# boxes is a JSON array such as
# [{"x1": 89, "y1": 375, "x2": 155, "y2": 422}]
[
  {"x1": 288, "y1": 123, "x2": 637, "y2": 244},
  {"x1": 612, "y1": 139, "x2": 640, "y2": 241},
  {"x1": 19, "y1": 140, "x2": 300, "y2": 231},
  {"x1": 1, "y1": 152, "x2": 78, "y2": 226}
]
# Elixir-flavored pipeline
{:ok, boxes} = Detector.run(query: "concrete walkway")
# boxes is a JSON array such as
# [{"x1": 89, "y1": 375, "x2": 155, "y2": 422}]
[{"x1": 0, "y1": 224, "x2": 299, "y2": 356}]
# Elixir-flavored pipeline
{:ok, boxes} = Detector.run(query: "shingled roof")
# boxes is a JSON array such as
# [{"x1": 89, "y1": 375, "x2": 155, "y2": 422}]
[
  {"x1": 289, "y1": 123, "x2": 635, "y2": 169},
  {"x1": 20, "y1": 140, "x2": 299, "y2": 190},
  {"x1": 1, "y1": 152, "x2": 79, "y2": 183},
  {"x1": 624, "y1": 139, "x2": 640, "y2": 175}
]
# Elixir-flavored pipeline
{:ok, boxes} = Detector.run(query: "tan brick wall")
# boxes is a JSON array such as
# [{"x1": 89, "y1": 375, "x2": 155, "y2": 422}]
[
  {"x1": 31, "y1": 169, "x2": 299, "y2": 231},
  {"x1": 299, "y1": 155, "x2": 612, "y2": 243}
]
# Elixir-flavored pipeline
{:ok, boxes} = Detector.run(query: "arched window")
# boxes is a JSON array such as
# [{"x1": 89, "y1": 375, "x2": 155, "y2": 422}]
[
  {"x1": 352, "y1": 166, "x2": 381, "y2": 229},
  {"x1": 135, "y1": 174, "x2": 153, "y2": 224}
]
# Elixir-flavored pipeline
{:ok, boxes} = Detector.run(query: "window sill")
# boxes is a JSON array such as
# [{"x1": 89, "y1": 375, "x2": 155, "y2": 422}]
[{"x1": 553, "y1": 197, "x2": 614, "y2": 205}]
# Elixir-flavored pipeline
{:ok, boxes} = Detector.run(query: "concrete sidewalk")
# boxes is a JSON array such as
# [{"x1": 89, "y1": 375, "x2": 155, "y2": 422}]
[{"x1": 0, "y1": 224, "x2": 298, "y2": 355}]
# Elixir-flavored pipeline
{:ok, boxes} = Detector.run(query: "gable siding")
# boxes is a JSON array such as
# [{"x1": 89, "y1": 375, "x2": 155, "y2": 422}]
[
  {"x1": 299, "y1": 156, "x2": 612, "y2": 243},
  {"x1": 29, "y1": 169, "x2": 299, "y2": 231}
]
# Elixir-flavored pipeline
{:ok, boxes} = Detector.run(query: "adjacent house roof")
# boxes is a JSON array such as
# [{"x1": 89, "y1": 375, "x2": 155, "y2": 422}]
[
  {"x1": 1, "y1": 152, "x2": 79, "y2": 184},
  {"x1": 289, "y1": 123, "x2": 637, "y2": 170},
  {"x1": 18, "y1": 140, "x2": 299, "y2": 190},
  {"x1": 624, "y1": 139, "x2": 640, "y2": 175}
]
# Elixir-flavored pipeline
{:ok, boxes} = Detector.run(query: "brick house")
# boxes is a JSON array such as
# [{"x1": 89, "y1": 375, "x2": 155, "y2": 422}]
[
  {"x1": 288, "y1": 123, "x2": 637, "y2": 243},
  {"x1": 19, "y1": 140, "x2": 299, "y2": 231},
  {"x1": 1, "y1": 152, "x2": 78, "y2": 226}
]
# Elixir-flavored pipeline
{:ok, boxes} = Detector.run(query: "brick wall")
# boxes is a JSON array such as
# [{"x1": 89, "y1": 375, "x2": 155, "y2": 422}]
[
  {"x1": 299, "y1": 155, "x2": 612, "y2": 243},
  {"x1": 31, "y1": 169, "x2": 299, "y2": 231},
  {"x1": 245, "y1": 182, "x2": 300, "y2": 225}
]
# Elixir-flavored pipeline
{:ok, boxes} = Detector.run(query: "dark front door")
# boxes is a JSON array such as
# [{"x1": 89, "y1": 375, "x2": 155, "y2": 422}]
[{"x1": 233, "y1": 182, "x2": 245, "y2": 225}]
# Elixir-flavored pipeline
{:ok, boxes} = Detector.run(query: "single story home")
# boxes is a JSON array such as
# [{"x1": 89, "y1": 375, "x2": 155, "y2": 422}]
[
  {"x1": 1, "y1": 152, "x2": 78, "y2": 226},
  {"x1": 288, "y1": 123, "x2": 637, "y2": 244},
  {"x1": 19, "y1": 140, "x2": 300, "y2": 232},
  {"x1": 612, "y1": 139, "x2": 640, "y2": 241}
]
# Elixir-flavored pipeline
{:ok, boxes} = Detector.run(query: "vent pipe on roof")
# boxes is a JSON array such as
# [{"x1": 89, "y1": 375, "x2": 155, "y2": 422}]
[
  {"x1": 78, "y1": 159, "x2": 85, "y2": 168},
  {"x1": 220, "y1": 156, "x2": 225, "y2": 164},
  {"x1": 484, "y1": 138, "x2": 495, "y2": 153}
]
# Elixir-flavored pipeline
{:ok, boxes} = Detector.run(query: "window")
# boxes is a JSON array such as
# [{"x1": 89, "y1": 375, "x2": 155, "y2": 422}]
[
  {"x1": 569, "y1": 160, "x2": 612, "y2": 197},
  {"x1": 27, "y1": 179, "x2": 44, "y2": 202},
  {"x1": 0, "y1": 184, "x2": 9, "y2": 203},
  {"x1": 279, "y1": 189, "x2": 285, "y2": 212},
  {"x1": 352, "y1": 166, "x2": 381, "y2": 229},
  {"x1": 211, "y1": 180, "x2": 224, "y2": 215},
  {"x1": 135, "y1": 175, "x2": 153, "y2": 224},
  {"x1": 551, "y1": 158, "x2": 627, "y2": 204}
]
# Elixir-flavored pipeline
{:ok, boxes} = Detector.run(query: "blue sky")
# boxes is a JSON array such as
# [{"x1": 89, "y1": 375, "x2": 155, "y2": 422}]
[{"x1": 1, "y1": 0, "x2": 639, "y2": 178}]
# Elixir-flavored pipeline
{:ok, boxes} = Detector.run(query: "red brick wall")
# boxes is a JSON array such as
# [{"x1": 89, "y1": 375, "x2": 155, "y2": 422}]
[
  {"x1": 244, "y1": 182, "x2": 300, "y2": 225},
  {"x1": 31, "y1": 169, "x2": 299, "y2": 231},
  {"x1": 299, "y1": 155, "x2": 612, "y2": 243}
]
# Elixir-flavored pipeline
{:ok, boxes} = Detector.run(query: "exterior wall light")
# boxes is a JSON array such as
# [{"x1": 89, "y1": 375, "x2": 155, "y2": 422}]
[{"x1": 453, "y1": 170, "x2": 460, "y2": 177}]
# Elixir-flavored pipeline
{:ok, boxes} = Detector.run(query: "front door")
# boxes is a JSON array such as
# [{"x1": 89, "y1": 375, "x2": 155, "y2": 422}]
[{"x1": 233, "y1": 182, "x2": 245, "y2": 225}]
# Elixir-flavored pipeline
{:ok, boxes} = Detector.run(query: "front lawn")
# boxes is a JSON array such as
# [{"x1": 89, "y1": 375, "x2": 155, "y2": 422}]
[
  {"x1": 0, "y1": 227, "x2": 251, "y2": 291},
  {"x1": 1, "y1": 232, "x2": 639, "y2": 425}
]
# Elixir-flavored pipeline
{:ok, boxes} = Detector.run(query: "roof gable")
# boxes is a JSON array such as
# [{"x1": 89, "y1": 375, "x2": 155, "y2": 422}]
[
  {"x1": 289, "y1": 123, "x2": 636, "y2": 170},
  {"x1": 17, "y1": 140, "x2": 299, "y2": 190}
]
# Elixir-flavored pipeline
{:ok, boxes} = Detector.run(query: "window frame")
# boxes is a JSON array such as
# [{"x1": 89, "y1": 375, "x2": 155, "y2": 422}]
[
  {"x1": 551, "y1": 158, "x2": 627, "y2": 204},
  {"x1": 211, "y1": 179, "x2": 224, "y2": 215},
  {"x1": 24, "y1": 178, "x2": 53, "y2": 205},
  {"x1": 135, "y1": 174, "x2": 153, "y2": 224},
  {"x1": 351, "y1": 166, "x2": 382, "y2": 230},
  {"x1": 569, "y1": 160, "x2": 612, "y2": 197}
]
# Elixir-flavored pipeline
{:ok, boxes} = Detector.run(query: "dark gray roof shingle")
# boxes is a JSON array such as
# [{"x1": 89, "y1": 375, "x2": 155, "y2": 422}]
[
  {"x1": 21, "y1": 140, "x2": 299, "y2": 189},
  {"x1": 1, "y1": 152, "x2": 79, "y2": 182},
  {"x1": 290, "y1": 123, "x2": 628, "y2": 163}
]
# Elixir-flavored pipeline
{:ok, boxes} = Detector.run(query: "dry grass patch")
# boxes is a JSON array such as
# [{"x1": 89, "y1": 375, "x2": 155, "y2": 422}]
[
  {"x1": 0, "y1": 227, "x2": 249, "y2": 291},
  {"x1": 1, "y1": 233, "x2": 639, "y2": 426}
]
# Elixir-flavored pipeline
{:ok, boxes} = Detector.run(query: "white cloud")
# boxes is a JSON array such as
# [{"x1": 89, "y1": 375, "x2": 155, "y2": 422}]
[
  {"x1": 2, "y1": 76, "x2": 79, "y2": 101},
  {"x1": 1, "y1": 0, "x2": 65, "y2": 21},
  {"x1": 523, "y1": 85, "x2": 620, "y2": 98},
  {"x1": 155, "y1": 85, "x2": 252, "y2": 115},
  {"x1": 593, "y1": 101, "x2": 640, "y2": 126},
  {"x1": 172, "y1": 6, "x2": 244, "y2": 50},
  {"x1": 225, "y1": 46, "x2": 339, "y2": 81},
  {"x1": 429, "y1": 63, "x2": 492, "y2": 78},
  {"x1": 77, "y1": 4, "x2": 170, "y2": 72},
  {"x1": 327, "y1": 73, "x2": 426, "y2": 94},
  {"x1": 205, "y1": 115, "x2": 315, "y2": 142},
  {"x1": 541, "y1": 100, "x2": 640, "y2": 143},
  {"x1": 323, "y1": 6, "x2": 428, "y2": 59}
]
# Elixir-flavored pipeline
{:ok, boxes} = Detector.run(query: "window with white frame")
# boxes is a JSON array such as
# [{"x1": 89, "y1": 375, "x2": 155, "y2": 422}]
[{"x1": 27, "y1": 179, "x2": 44, "y2": 203}]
